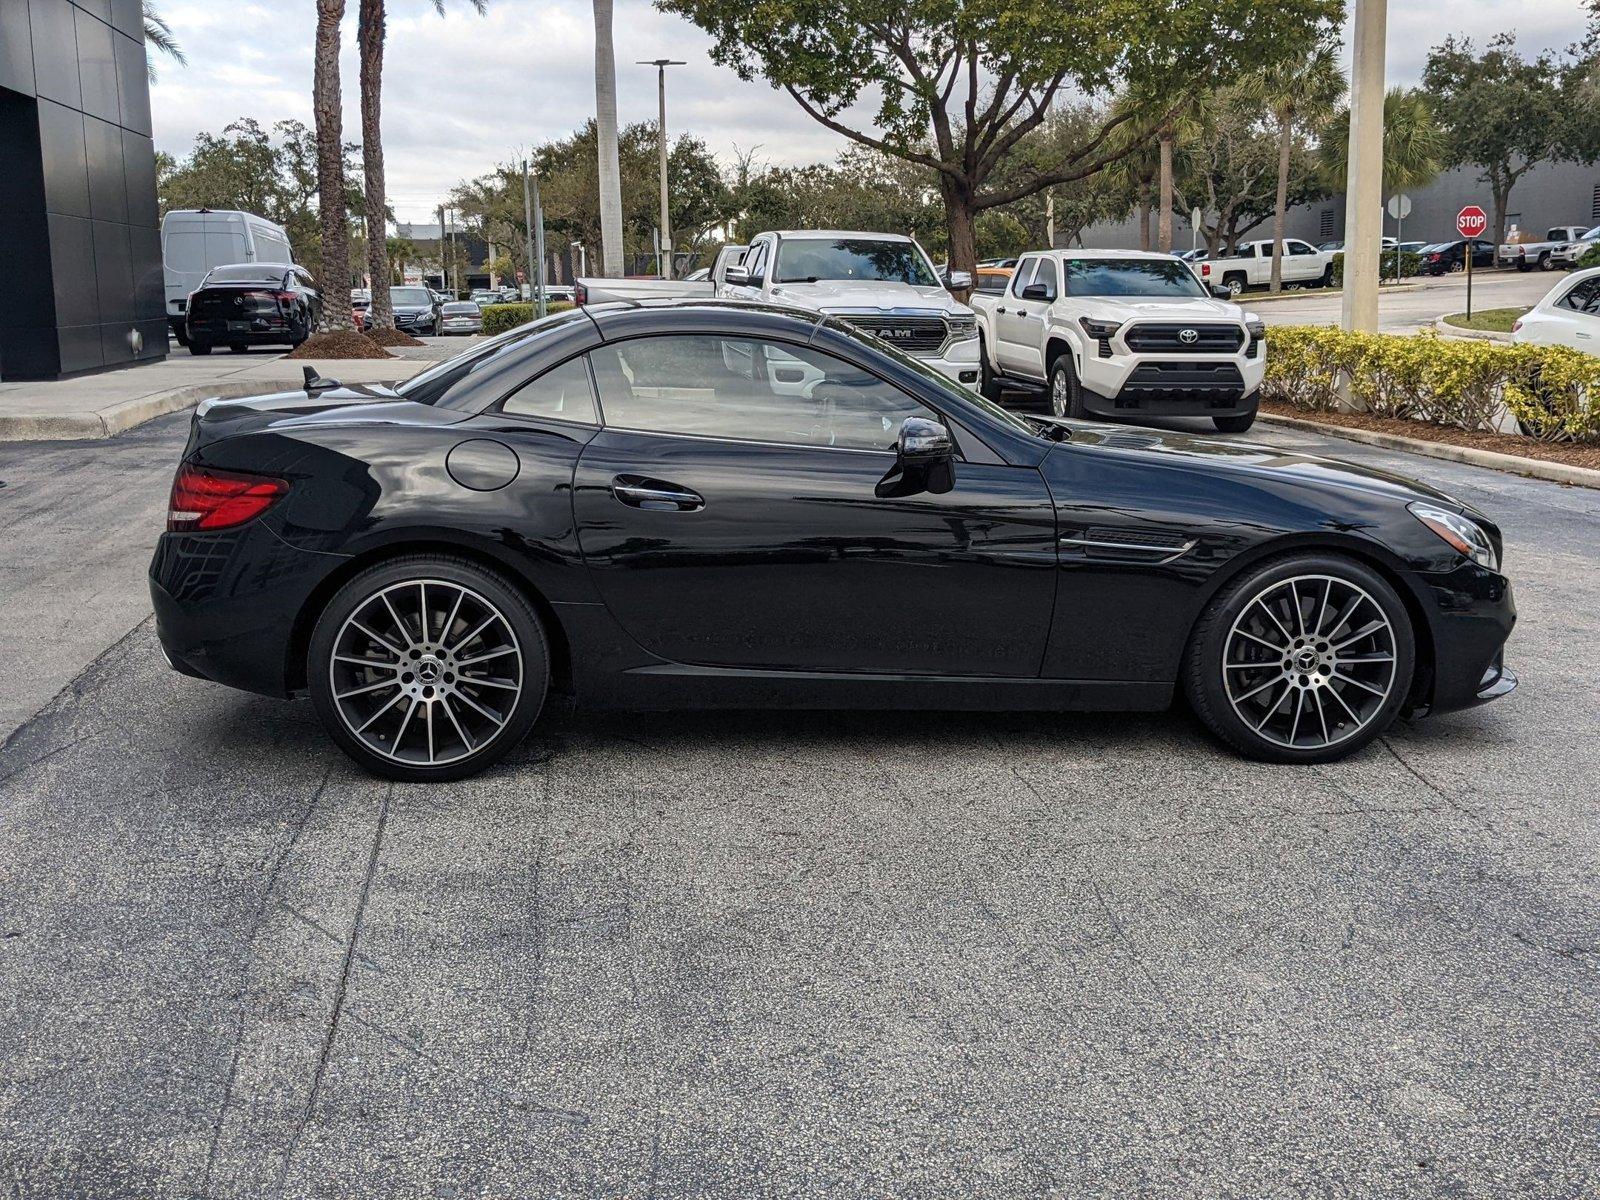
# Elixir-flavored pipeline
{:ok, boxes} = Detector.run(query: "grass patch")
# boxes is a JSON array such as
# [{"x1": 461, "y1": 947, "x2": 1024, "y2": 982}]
[{"x1": 1442, "y1": 307, "x2": 1527, "y2": 333}]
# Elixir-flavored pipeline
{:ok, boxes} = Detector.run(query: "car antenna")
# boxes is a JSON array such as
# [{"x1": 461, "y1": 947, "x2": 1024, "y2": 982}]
[{"x1": 302, "y1": 366, "x2": 339, "y2": 393}]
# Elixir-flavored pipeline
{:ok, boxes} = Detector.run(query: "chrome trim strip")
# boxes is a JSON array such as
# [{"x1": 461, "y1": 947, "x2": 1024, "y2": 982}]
[{"x1": 1059, "y1": 534, "x2": 1197, "y2": 565}]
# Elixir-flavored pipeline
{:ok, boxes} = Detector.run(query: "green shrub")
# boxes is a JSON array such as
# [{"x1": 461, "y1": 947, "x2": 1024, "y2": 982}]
[
  {"x1": 479, "y1": 301, "x2": 573, "y2": 337},
  {"x1": 1329, "y1": 250, "x2": 1423, "y2": 285},
  {"x1": 1261, "y1": 325, "x2": 1600, "y2": 443},
  {"x1": 1578, "y1": 243, "x2": 1600, "y2": 269}
]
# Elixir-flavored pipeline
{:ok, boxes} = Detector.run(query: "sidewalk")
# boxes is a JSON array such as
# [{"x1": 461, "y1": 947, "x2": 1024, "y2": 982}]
[{"x1": 0, "y1": 343, "x2": 445, "y2": 442}]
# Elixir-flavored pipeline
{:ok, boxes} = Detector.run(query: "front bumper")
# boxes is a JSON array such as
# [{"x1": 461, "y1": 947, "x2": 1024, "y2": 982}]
[
  {"x1": 1411, "y1": 565, "x2": 1517, "y2": 715},
  {"x1": 917, "y1": 336, "x2": 982, "y2": 386},
  {"x1": 394, "y1": 312, "x2": 436, "y2": 333},
  {"x1": 1080, "y1": 353, "x2": 1265, "y2": 417}
]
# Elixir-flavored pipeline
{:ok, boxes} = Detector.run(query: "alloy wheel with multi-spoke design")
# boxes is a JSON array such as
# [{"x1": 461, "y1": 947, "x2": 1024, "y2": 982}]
[
  {"x1": 328, "y1": 579, "x2": 524, "y2": 767},
  {"x1": 1221, "y1": 574, "x2": 1398, "y2": 750}
]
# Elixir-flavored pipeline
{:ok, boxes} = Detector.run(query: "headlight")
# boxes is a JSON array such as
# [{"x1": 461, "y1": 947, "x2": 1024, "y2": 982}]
[
  {"x1": 1078, "y1": 317, "x2": 1122, "y2": 340},
  {"x1": 1244, "y1": 316, "x2": 1265, "y2": 339},
  {"x1": 947, "y1": 314, "x2": 977, "y2": 338},
  {"x1": 1408, "y1": 502, "x2": 1499, "y2": 571}
]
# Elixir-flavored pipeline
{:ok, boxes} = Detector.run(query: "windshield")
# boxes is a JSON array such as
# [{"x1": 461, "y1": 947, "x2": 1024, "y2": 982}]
[
  {"x1": 396, "y1": 308, "x2": 590, "y2": 405},
  {"x1": 205, "y1": 264, "x2": 285, "y2": 285},
  {"x1": 391, "y1": 287, "x2": 433, "y2": 306},
  {"x1": 819, "y1": 316, "x2": 1040, "y2": 440},
  {"x1": 1063, "y1": 258, "x2": 1207, "y2": 299},
  {"x1": 774, "y1": 238, "x2": 938, "y2": 286}
]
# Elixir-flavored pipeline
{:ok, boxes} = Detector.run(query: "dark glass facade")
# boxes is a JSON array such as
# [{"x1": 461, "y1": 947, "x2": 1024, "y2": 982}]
[{"x1": 0, "y1": 0, "x2": 165, "y2": 380}]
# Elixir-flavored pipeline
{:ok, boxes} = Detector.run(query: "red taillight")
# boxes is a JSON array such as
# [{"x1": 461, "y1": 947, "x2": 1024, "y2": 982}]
[
  {"x1": 167, "y1": 464, "x2": 288, "y2": 532},
  {"x1": 1511, "y1": 318, "x2": 1523, "y2": 333},
  {"x1": 1201, "y1": 263, "x2": 1211, "y2": 277},
  {"x1": 574, "y1": 281, "x2": 588, "y2": 305}
]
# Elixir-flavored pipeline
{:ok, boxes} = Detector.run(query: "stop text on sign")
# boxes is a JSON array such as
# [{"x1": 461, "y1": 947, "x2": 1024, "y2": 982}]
[{"x1": 1457, "y1": 206, "x2": 1488, "y2": 238}]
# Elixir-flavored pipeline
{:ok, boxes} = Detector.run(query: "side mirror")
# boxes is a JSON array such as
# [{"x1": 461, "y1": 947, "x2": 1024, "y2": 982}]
[
  {"x1": 898, "y1": 415, "x2": 953, "y2": 464},
  {"x1": 1209, "y1": 284, "x2": 1232, "y2": 300},
  {"x1": 880, "y1": 416, "x2": 955, "y2": 497},
  {"x1": 1022, "y1": 282, "x2": 1052, "y2": 302},
  {"x1": 722, "y1": 265, "x2": 750, "y2": 287},
  {"x1": 945, "y1": 270, "x2": 972, "y2": 291}
]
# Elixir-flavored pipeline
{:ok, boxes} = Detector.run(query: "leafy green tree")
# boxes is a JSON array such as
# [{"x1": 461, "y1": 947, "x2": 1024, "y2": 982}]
[
  {"x1": 657, "y1": 0, "x2": 1343, "y2": 275},
  {"x1": 1422, "y1": 36, "x2": 1568, "y2": 250},
  {"x1": 732, "y1": 147, "x2": 945, "y2": 248}
]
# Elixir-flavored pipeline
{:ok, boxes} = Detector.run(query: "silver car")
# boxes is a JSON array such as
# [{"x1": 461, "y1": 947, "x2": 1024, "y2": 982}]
[{"x1": 438, "y1": 301, "x2": 483, "y2": 336}]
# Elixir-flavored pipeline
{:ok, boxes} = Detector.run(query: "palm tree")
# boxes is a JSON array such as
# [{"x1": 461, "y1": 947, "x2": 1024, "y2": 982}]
[
  {"x1": 1155, "y1": 100, "x2": 1206, "y2": 253},
  {"x1": 314, "y1": 0, "x2": 355, "y2": 330},
  {"x1": 593, "y1": 0, "x2": 624, "y2": 275},
  {"x1": 1319, "y1": 88, "x2": 1448, "y2": 213},
  {"x1": 1247, "y1": 41, "x2": 1344, "y2": 292},
  {"x1": 142, "y1": 2, "x2": 185, "y2": 79},
  {"x1": 358, "y1": 0, "x2": 485, "y2": 332}
]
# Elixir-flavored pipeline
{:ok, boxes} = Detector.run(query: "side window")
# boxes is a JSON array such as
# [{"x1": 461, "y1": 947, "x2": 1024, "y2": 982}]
[
  {"x1": 1033, "y1": 257, "x2": 1059, "y2": 299},
  {"x1": 744, "y1": 239, "x2": 769, "y2": 283},
  {"x1": 1559, "y1": 278, "x2": 1600, "y2": 315},
  {"x1": 1289, "y1": 241, "x2": 1316, "y2": 256},
  {"x1": 588, "y1": 335, "x2": 940, "y2": 453},
  {"x1": 500, "y1": 355, "x2": 599, "y2": 424},
  {"x1": 1009, "y1": 257, "x2": 1037, "y2": 297},
  {"x1": 973, "y1": 271, "x2": 1008, "y2": 295}
]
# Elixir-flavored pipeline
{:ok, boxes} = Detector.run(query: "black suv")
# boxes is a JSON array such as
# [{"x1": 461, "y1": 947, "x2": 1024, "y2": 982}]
[{"x1": 185, "y1": 264, "x2": 322, "y2": 355}]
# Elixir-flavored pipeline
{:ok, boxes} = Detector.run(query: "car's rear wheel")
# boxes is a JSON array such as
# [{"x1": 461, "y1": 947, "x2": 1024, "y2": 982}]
[
  {"x1": 308, "y1": 556, "x2": 549, "y2": 781},
  {"x1": 1048, "y1": 354, "x2": 1086, "y2": 419},
  {"x1": 188, "y1": 342, "x2": 212, "y2": 355},
  {"x1": 1184, "y1": 553, "x2": 1414, "y2": 763},
  {"x1": 1224, "y1": 273, "x2": 1247, "y2": 297},
  {"x1": 229, "y1": 344, "x2": 248, "y2": 353},
  {"x1": 1212, "y1": 411, "x2": 1256, "y2": 433}
]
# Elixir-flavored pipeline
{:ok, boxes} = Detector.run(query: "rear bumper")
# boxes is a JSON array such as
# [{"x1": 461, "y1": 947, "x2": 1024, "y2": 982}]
[{"x1": 186, "y1": 321, "x2": 300, "y2": 346}]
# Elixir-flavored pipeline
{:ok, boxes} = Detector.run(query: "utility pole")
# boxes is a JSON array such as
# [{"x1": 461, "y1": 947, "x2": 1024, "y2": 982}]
[
  {"x1": 1340, "y1": 0, "x2": 1387, "y2": 341},
  {"x1": 436, "y1": 203, "x2": 447, "y2": 293},
  {"x1": 522, "y1": 159, "x2": 537, "y2": 305},
  {"x1": 638, "y1": 59, "x2": 685, "y2": 279}
]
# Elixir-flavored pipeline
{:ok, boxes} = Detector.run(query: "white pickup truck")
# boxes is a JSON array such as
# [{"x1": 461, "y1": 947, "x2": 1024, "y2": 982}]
[
  {"x1": 1498, "y1": 226, "x2": 1592, "y2": 272},
  {"x1": 1194, "y1": 238, "x2": 1336, "y2": 296},
  {"x1": 970, "y1": 249, "x2": 1266, "y2": 432},
  {"x1": 576, "y1": 231, "x2": 982, "y2": 385}
]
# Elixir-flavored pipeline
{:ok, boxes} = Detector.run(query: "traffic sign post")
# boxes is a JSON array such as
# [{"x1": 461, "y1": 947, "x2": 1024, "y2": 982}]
[
  {"x1": 1457, "y1": 205, "x2": 1487, "y2": 319},
  {"x1": 1387, "y1": 194, "x2": 1412, "y2": 281}
]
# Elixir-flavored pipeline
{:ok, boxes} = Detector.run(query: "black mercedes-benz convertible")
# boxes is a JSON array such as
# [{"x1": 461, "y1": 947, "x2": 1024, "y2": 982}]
[{"x1": 150, "y1": 301, "x2": 1515, "y2": 780}]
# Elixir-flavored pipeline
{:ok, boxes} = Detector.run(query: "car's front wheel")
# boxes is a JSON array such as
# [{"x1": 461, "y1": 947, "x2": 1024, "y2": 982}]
[
  {"x1": 188, "y1": 342, "x2": 212, "y2": 355},
  {"x1": 1183, "y1": 553, "x2": 1414, "y2": 763},
  {"x1": 1212, "y1": 411, "x2": 1256, "y2": 433},
  {"x1": 308, "y1": 555, "x2": 549, "y2": 781},
  {"x1": 978, "y1": 337, "x2": 1004, "y2": 402},
  {"x1": 1047, "y1": 354, "x2": 1086, "y2": 419}
]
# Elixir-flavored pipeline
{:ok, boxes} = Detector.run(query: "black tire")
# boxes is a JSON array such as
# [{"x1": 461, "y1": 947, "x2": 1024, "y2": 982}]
[
  {"x1": 1212, "y1": 411, "x2": 1256, "y2": 433},
  {"x1": 1183, "y1": 553, "x2": 1415, "y2": 764},
  {"x1": 1537, "y1": 252, "x2": 1553, "y2": 271},
  {"x1": 1047, "y1": 353, "x2": 1087, "y2": 419},
  {"x1": 308, "y1": 555, "x2": 550, "y2": 782},
  {"x1": 1320, "y1": 266, "x2": 1335, "y2": 288},
  {"x1": 1516, "y1": 261, "x2": 1531, "y2": 272},
  {"x1": 978, "y1": 337, "x2": 1004, "y2": 401},
  {"x1": 229, "y1": 344, "x2": 249, "y2": 353},
  {"x1": 1224, "y1": 273, "x2": 1247, "y2": 297},
  {"x1": 188, "y1": 342, "x2": 212, "y2": 355}
]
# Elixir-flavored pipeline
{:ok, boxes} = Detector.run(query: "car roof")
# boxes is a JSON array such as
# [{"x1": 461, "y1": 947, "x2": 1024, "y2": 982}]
[
  {"x1": 1030, "y1": 248, "x2": 1186, "y2": 261},
  {"x1": 767, "y1": 230, "x2": 915, "y2": 243}
]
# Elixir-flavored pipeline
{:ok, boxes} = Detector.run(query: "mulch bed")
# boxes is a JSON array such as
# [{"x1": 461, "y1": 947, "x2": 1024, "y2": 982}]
[
  {"x1": 286, "y1": 330, "x2": 393, "y2": 360},
  {"x1": 363, "y1": 327, "x2": 426, "y2": 348},
  {"x1": 1260, "y1": 401, "x2": 1600, "y2": 472}
]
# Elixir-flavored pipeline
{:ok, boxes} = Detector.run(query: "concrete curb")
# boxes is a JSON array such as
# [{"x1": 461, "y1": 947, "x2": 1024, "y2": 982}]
[
  {"x1": 0, "y1": 381, "x2": 273, "y2": 443},
  {"x1": 1433, "y1": 317, "x2": 1514, "y2": 343},
  {"x1": 1257, "y1": 411, "x2": 1600, "y2": 490},
  {"x1": 1243, "y1": 282, "x2": 1427, "y2": 305}
]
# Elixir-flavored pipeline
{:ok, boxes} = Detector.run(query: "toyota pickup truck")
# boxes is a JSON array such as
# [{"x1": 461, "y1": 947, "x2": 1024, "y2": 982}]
[
  {"x1": 577, "y1": 230, "x2": 981, "y2": 385},
  {"x1": 1551, "y1": 225, "x2": 1600, "y2": 268},
  {"x1": 1194, "y1": 238, "x2": 1335, "y2": 296},
  {"x1": 1497, "y1": 226, "x2": 1592, "y2": 272},
  {"x1": 970, "y1": 248, "x2": 1266, "y2": 432}
]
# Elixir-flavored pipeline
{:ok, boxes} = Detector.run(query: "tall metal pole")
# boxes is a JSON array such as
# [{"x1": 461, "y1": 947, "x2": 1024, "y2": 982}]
[
  {"x1": 638, "y1": 60, "x2": 685, "y2": 279},
  {"x1": 436, "y1": 203, "x2": 447, "y2": 292},
  {"x1": 532, "y1": 172, "x2": 548, "y2": 317},
  {"x1": 1340, "y1": 0, "x2": 1387, "y2": 338},
  {"x1": 522, "y1": 160, "x2": 537, "y2": 305}
]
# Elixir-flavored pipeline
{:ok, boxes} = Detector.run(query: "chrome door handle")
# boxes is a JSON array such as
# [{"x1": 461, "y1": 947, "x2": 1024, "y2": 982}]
[{"x1": 611, "y1": 476, "x2": 704, "y2": 511}]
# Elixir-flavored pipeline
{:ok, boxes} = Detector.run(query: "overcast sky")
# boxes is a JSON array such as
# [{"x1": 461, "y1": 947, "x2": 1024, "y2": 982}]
[{"x1": 148, "y1": 0, "x2": 1594, "y2": 225}]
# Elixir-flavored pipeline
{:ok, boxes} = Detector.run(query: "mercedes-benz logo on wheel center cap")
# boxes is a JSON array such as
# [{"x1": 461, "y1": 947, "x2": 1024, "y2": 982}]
[{"x1": 1179, "y1": 327, "x2": 1199, "y2": 344}]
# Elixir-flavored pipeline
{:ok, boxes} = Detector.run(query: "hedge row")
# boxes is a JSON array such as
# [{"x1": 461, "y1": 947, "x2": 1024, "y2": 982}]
[
  {"x1": 1261, "y1": 325, "x2": 1600, "y2": 443},
  {"x1": 479, "y1": 301, "x2": 574, "y2": 337}
]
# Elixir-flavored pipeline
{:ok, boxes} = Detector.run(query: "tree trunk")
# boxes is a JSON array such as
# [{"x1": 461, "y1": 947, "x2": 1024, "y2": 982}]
[
  {"x1": 1157, "y1": 132, "x2": 1173, "y2": 253},
  {"x1": 314, "y1": 0, "x2": 353, "y2": 331},
  {"x1": 939, "y1": 175, "x2": 977, "y2": 284},
  {"x1": 1490, "y1": 174, "x2": 1512, "y2": 258},
  {"x1": 1138, "y1": 191, "x2": 1152, "y2": 251},
  {"x1": 358, "y1": 0, "x2": 392, "y2": 330},
  {"x1": 592, "y1": 0, "x2": 624, "y2": 276},
  {"x1": 1269, "y1": 115, "x2": 1292, "y2": 293}
]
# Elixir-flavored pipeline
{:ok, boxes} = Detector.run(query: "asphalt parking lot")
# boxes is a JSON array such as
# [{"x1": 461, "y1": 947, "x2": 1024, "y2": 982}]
[{"x1": 2, "y1": 411, "x2": 1598, "y2": 1197}]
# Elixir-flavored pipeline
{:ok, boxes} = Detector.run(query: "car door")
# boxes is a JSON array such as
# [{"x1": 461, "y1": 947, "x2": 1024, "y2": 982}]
[
  {"x1": 994, "y1": 257, "x2": 1042, "y2": 378},
  {"x1": 571, "y1": 331, "x2": 1058, "y2": 676},
  {"x1": 1554, "y1": 276, "x2": 1600, "y2": 348},
  {"x1": 1285, "y1": 240, "x2": 1321, "y2": 281}
]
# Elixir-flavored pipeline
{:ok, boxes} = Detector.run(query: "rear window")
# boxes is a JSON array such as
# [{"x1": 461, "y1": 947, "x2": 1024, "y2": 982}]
[
  {"x1": 204, "y1": 264, "x2": 286, "y2": 285},
  {"x1": 443, "y1": 302, "x2": 479, "y2": 313}
]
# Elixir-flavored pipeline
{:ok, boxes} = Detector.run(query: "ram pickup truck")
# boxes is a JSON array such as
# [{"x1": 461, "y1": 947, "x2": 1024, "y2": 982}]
[
  {"x1": 1194, "y1": 238, "x2": 1335, "y2": 296},
  {"x1": 970, "y1": 248, "x2": 1266, "y2": 432},
  {"x1": 1498, "y1": 226, "x2": 1592, "y2": 272},
  {"x1": 577, "y1": 231, "x2": 982, "y2": 385}
]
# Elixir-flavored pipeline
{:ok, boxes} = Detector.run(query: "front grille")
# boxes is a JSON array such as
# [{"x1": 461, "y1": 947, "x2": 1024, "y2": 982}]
[
  {"x1": 847, "y1": 315, "x2": 950, "y2": 354},
  {"x1": 1123, "y1": 322, "x2": 1244, "y2": 354},
  {"x1": 1121, "y1": 362, "x2": 1245, "y2": 395}
]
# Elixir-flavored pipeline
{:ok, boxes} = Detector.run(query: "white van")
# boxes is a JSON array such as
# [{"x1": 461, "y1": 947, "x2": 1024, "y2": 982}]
[{"x1": 161, "y1": 210, "x2": 295, "y2": 342}]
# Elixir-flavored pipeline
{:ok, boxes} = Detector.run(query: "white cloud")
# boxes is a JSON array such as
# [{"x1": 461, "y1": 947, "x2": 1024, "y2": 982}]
[{"x1": 149, "y1": 0, "x2": 1594, "y2": 224}]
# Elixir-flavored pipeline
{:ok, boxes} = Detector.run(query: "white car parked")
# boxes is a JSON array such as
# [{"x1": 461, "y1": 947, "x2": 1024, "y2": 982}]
[
  {"x1": 1195, "y1": 239, "x2": 1336, "y2": 296},
  {"x1": 968, "y1": 249, "x2": 1266, "y2": 431},
  {"x1": 1511, "y1": 266, "x2": 1600, "y2": 354}
]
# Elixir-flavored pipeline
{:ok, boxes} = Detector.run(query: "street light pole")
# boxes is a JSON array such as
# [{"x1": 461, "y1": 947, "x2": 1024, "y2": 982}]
[
  {"x1": 1340, "y1": 0, "x2": 1387, "y2": 338},
  {"x1": 638, "y1": 59, "x2": 685, "y2": 279}
]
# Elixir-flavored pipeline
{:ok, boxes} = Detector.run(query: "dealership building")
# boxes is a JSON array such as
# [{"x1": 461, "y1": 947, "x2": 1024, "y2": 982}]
[{"x1": 0, "y1": 0, "x2": 166, "y2": 381}]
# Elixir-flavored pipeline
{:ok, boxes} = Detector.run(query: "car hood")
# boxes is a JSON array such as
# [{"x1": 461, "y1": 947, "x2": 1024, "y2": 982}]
[
  {"x1": 1069, "y1": 296, "x2": 1248, "y2": 323},
  {"x1": 765, "y1": 280, "x2": 964, "y2": 316},
  {"x1": 1056, "y1": 420, "x2": 1479, "y2": 514}
]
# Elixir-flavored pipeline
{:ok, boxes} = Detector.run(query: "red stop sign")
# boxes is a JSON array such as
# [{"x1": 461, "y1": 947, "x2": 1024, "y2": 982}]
[{"x1": 1457, "y1": 205, "x2": 1488, "y2": 238}]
